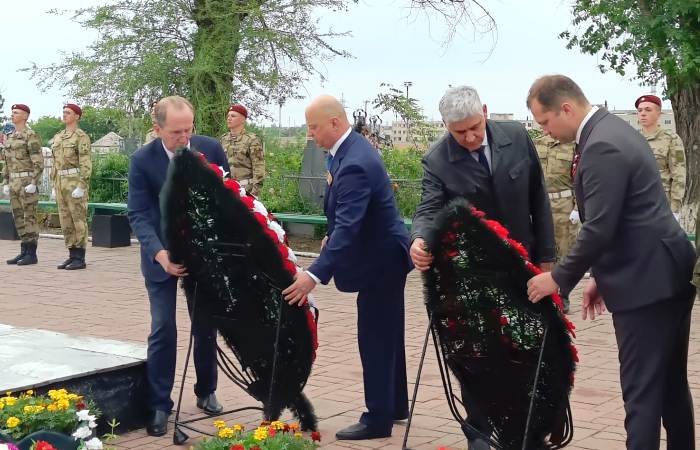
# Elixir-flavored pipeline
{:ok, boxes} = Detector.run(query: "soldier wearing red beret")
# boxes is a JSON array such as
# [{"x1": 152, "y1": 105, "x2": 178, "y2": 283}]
[
  {"x1": 2, "y1": 104, "x2": 44, "y2": 265},
  {"x1": 50, "y1": 103, "x2": 92, "y2": 270},
  {"x1": 220, "y1": 104, "x2": 265, "y2": 196},
  {"x1": 635, "y1": 94, "x2": 686, "y2": 218}
]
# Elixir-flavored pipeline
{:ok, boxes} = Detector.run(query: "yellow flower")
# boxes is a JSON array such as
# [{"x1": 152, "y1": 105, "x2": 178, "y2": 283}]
[
  {"x1": 6, "y1": 417, "x2": 20, "y2": 428},
  {"x1": 213, "y1": 420, "x2": 226, "y2": 429},
  {"x1": 294, "y1": 432, "x2": 303, "y2": 438},
  {"x1": 288, "y1": 422, "x2": 300, "y2": 432},
  {"x1": 47, "y1": 403, "x2": 58, "y2": 412},
  {"x1": 217, "y1": 427, "x2": 234, "y2": 439},
  {"x1": 233, "y1": 424, "x2": 244, "y2": 432},
  {"x1": 56, "y1": 399, "x2": 70, "y2": 410},
  {"x1": 270, "y1": 420, "x2": 285, "y2": 430},
  {"x1": 253, "y1": 426, "x2": 268, "y2": 441},
  {"x1": 4, "y1": 397, "x2": 16, "y2": 406},
  {"x1": 26, "y1": 390, "x2": 33, "y2": 396},
  {"x1": 67, "y1": 394, "x2": 80, "y2": 401}
]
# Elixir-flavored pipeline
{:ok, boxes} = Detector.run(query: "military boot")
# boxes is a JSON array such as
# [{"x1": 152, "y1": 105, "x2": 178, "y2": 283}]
[
  {"x1": 65, "y1": 248, "x2": 86, "y2": 270},
  {"x1": 17, "y1": 242, "x2": 38, "y2": 265},
  {"x1": 57, "y1": 248, "x2": 76, "y2": 269},
  {"x1": 6, "y1": 243, "x2": 26, "y2": 265}
]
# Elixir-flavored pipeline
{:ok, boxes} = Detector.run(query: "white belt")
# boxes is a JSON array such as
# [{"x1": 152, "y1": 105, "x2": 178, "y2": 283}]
[
  {"x1": 238, "y1": 179, "x2": 252, "y2": 187},
  {"x1": 58, "y1": 168, "x2": 80, "y2": 176},
  {"x1": 548, "y1": 190, "x2": 573, "y2": 200},
  {"x1": 9, "y1": 172, "x2": 31, "y2": 179}
]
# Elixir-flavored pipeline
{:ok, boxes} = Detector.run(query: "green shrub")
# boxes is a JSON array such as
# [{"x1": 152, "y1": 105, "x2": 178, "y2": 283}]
[{"x1": 89, "y1": 153, "x2": 129, "y2": 203}]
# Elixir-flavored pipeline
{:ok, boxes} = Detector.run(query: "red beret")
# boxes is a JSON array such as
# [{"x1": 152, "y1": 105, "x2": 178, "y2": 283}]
[
  {"x1": 11, "y1": 104, "x2": 30, "y2": 114},
  {"x1": 227, "y1": 104, "x2": 248, "y2": 118},
  {"x1": 635, "y1": 95, "x2": 661, "y2": 109},
  {"x1": 64, "y1": 103, "x2": 82, "y2": 117}
]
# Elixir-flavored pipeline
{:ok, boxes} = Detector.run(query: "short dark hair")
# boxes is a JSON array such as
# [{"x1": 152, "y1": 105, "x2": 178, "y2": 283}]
[{"x1": 526, "y1": 75, "x2": 589, "y2": 111}]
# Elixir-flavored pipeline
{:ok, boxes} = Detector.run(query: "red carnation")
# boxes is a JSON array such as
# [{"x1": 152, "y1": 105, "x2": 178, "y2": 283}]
[
  {"x1": 564, "y1": 317, "x2": 576, "y2": 338},
  {"x1": 446, "y1": 318, "x2": 457, "y2": 333},
  {"x1": 283, "y1": 424, "x2": 291, "y2": 432},
  {"x1": 209, "y1": 163, "x2": 223, "y2": 177},
  {"x1": 499, "y1": 316, "x2": 509, "y2": 326},
  {"x1": 551, "y1": 292, "x2": 564, "y2": 309},
  {"x1": 506, "y1": 238, "x2": 529, "y2": 259},
  {"x1": 230, "y1": 445, "x2": 245, "y2": 450},
  {"x1": 442, "y1": 231, "x2": 457, "y2": 244},
  {"x1": 525, "y1": 261, "x2": 542, "y2": 275},
  {"x1": 268, "y1": 428, "x2": 277, "y2": 437},
  {"x1": 224, "y1": 179, "x2": 241, "y2": 196},
  {"x1": 311, "y1": 431, "x2": 321, "y2": 442},
  {"x1": 445, "y1": 248, "x2": 458, "y2": 258},
  {"x1": 250, "y1": 446, "x2": 261, "y2": 450},
  {"x1": 277, "y1": 244, "x2": 289, "y2": 260},
  {"x1": 36, "y1": 442, "x2": 58, "y2": 450},
  {"x1": 75, "y1": 400, "x2": 86, "y2": 410},
  {"x1": 240, "y1": 196, "x2": 255, "y2": 209},
  {"x1": 265, "y1": 228, "x2": 280, "y2": 243},
  {"x1": 470, "y1": 207, "x2": 486, "y2": 218},
  {"x1": 283, "y1": 259, "x2": 297, "y2": 275},
  {"x1": 253, "y1": 212, "x2": 268, "y2": 228},
  {"x1": 483, "y1": 219, "x2": 509, "y2": 238},
  {"x1": 268, "y1": 212, "x2": 277, "y2": 222},
  {"x1": 570, "y1": 344, "x2": 579, "y2": 363}
]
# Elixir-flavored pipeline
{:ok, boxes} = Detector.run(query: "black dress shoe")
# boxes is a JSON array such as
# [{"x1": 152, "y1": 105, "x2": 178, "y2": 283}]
[
  {"x1": 335, "y1": 423, "x2": 391, "y2": 440},
  {"x1": 196, "y1": 393, "x2": 223, "y2": 415},
  {"x1": 146, "y1": 410, "x2": 169, "y2": 437}
]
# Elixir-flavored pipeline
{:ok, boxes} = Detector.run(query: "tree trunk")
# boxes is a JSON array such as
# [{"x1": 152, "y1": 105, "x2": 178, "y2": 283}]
[
  {"x1": 189, "y1": 0, "x2": 244, "y2": 138},
  {"x1": 669, "y1": 81, "x2": 700, "y2": 234}
]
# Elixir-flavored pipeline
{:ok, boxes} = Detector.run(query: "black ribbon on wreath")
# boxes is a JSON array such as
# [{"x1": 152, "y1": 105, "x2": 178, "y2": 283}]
[
  {"x1": 160, "y1": 148, "x2": 317, "y2": 431},
  {"x1": 423, "y1": 199, "x2": 576, "y2": 450}
]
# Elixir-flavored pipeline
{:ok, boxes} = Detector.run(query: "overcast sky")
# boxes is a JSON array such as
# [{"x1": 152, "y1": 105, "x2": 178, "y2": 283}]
[{"x1": 1, "y1": 0, "x2": 666, "y2": 127}]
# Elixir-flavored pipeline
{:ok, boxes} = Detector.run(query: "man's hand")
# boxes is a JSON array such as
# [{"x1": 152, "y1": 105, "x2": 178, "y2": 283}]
[
  {"x1": 155, "y1": 249, "x2": 188, "y2": 277},
  {"x1": 320, "y1": 235, "x2": 329, "y2": 251},
  {"x1": 582, "y1": 278, "x2": 606, "y2": 320},
  {"x1": 527, "y1": 272, "x2": 559, "y2": 303},
  {"x1": 569, "y1": 209, "x2": 580, "y2": 225},
  {"x1": 24, "y1": 183, "x2": 36, "y2": 194},
  {"x1": 71, "y1": 186, "x2": 85, "y2": 199},
  {"x1": 282, "y1": 271, "x2": 316, "y2": 306},
  {"x1": 410, "y1": 238, "x2": 433, "y2": 272}
]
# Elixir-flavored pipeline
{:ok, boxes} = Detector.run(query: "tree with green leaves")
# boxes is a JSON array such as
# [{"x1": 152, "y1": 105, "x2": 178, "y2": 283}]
[
  {"x1": 560, "y1": 0, "x2": 700, "y2": 228},
  {"x1": 30, "y1": 116, "x2": 64, "y2": 146}
]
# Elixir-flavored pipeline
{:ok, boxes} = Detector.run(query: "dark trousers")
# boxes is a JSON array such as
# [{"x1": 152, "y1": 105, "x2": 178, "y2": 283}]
[
  {"x1": 356, "y1": 272, "x2": 409, "y2": 433},
  {"x1": 145, "y1": 276, "x2": 218, "y2": 412},
  {"x1": 612, "y1": 288, "x2": 695, "y2": 450}
]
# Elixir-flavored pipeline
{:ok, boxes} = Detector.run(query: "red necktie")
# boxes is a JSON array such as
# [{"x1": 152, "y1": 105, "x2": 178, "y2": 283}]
[{"x1": 571, "y1": 145, "x2": 580, "y2": 179}]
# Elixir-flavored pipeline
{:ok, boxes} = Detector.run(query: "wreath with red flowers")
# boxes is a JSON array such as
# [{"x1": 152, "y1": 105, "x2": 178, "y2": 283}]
[
  {"x1": 424, "y1": 198, "x2": 576, "y2": 449},
  {"x1": 161, "y1": 148, "x2": 317, "y2": 430}
]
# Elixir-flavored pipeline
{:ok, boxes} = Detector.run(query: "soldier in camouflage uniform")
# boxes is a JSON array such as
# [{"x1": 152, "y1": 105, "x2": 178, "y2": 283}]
[
  {"x1": 535, "y1": 134, "x2": 577, "y2": 313},
  {"x1": 51, "y1": 103, "x2": 92, "y2": 270},
  {"x1": 144, "y1": 100, "x2": 159, "y2": 144},
  {"x1": 1, "y1": 104, "x2": 43, "y2": 265},
  {"x1": 636, "y1": 94, "x2": 686, "y2": 216},
  {"x1": 220, "y1": 104, "x2": 265, "y2": 196}
]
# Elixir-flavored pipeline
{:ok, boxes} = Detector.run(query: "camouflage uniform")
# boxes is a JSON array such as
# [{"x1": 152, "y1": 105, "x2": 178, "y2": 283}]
[
  {"x1": 144, "y1": 128, "x2": 158, "y2": 145},
  {"x1": 220, "y1": 130, "x2": 265, "y2": 196},
  {"x1": 642, "y1": 126, "x2": 686, "y2": 212},
  {"x1": 1, "y1": 128, "x2": 43, "y2": 244},
  {"x1": 51, "y1": 128, "x2": 92, "y2": 250},
  {"x1": 535, "y1": 136, "x2": 577, "y2": 311}
]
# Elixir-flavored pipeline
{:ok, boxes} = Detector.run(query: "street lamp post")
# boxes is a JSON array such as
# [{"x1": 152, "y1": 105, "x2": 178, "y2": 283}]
[{"x1": 404, "y1": 81, "x2": 413, "y2": 98}]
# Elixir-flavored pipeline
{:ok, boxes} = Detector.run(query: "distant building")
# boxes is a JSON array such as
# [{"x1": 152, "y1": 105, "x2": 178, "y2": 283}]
[
  {"x1": 609, "y1": 109, "x2": 676, "y2": 133},
  {"x1": 91, "y1": 132, "x2": 124, "y2": 154},
  {"x1": 385, "y1": 120, "x2": 446, "y2": 148}
]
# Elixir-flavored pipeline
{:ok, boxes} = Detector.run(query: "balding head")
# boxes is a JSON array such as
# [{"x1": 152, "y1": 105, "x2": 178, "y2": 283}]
[{"x1": 305, "y1": 95, "x2": 351, "y2": 150}]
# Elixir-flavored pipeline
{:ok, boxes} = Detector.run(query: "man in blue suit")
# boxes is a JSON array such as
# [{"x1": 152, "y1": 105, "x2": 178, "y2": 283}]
[
  {"x1": 127, "y1": 96, "x2": 230, "y2": 436},
  {"x1": 284, "y1": 95, "x2": 412, "y2": 440}
]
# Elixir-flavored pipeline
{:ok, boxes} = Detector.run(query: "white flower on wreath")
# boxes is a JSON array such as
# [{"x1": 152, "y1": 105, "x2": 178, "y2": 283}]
[
  {"x1": 83, "y1": 437, "x2": 104, "y2": 450},
  {"x1": 72, "y1": 425, "x2": 92, "y2": 440}
]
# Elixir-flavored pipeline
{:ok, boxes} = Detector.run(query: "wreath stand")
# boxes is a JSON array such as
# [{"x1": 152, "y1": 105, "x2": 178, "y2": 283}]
[
  {"x1": 172, "y1": 241, "x2": 286, "y2": 445},
  {"x1": 401, "y1": 313, "x2": 573, "y2": 450}
]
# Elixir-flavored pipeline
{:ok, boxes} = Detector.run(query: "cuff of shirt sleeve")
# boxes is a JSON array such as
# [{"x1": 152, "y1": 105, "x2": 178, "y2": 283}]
[{"x1": 306, "y1": 270, "x2": 320, "y2": 284}]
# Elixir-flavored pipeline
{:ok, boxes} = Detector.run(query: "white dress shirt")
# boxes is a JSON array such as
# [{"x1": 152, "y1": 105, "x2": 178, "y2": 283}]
[
  {"x1": 575, "y1": 106, "x2": 599, "y2": 145},
  {"x1": 469, "y1": 135, "x2": 492, "y2": 173}
]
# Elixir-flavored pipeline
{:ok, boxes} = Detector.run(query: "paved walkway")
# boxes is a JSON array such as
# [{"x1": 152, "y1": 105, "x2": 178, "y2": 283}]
[{"x1": 0, "y1": 238, "x2": 698, "y2": 449}]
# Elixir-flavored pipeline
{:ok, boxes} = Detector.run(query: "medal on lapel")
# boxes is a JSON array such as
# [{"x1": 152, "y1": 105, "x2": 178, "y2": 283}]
[{"x1": 326, "y1": 170, "x2": 333, "y2": 185}]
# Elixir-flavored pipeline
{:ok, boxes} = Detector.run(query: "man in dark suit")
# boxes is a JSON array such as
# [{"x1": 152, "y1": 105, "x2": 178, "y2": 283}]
[
  {"x1": 283, "y1": 95, "x2": 412, "y2": 440},
  {"x1": 410, "y1": 85, "x2": 555, "y2": 449},
  {"x1": 526, "y1": 75, "x2": 696, "y2": 450},
  {"x1": 127, "y1": 96, "x2": 230, "y2": 436}
]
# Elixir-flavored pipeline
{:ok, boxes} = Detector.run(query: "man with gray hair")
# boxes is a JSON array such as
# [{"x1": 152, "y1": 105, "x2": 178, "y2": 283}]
[{"x1": 410, "y1": 86, "x2": 555, "y2": 449}]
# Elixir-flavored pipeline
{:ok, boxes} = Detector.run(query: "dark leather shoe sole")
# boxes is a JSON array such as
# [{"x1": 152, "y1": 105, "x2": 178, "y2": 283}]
[
  {"x1": 196, "y1": 395, "x2": 223, "y2": 415},
  {"x1": 336, "y1": 423, "x2": 391, "y2": 440},
  {"x1": 146, "y1": 411, "x2": 169, "y2": 437},
  {"x1": 146, "y1": 424, "x2": 167, "y2": 437}
]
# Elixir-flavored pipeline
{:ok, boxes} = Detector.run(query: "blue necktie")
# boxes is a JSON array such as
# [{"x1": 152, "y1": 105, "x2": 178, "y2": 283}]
[
  {"x1": 326, "y1": 153, "x2": 334, "y2": 171},
  {"x1": 477, "y1": 145, "x2": 490, "y2": 175}
]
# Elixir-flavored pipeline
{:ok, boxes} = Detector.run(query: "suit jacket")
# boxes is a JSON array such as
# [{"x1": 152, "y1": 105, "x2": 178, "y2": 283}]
[
  {"x1": 308, "y1": 131, "x2": 411, "y2": 292},
  {"x1": 412, "y1": 120, "x2": 555, "y2": 263},
  {"x1": 127, "y1": 135, "x2": 230, "y2": 282},
  {"x1": 552, "y1": 109, "x2": 695, "y2": 312}
]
